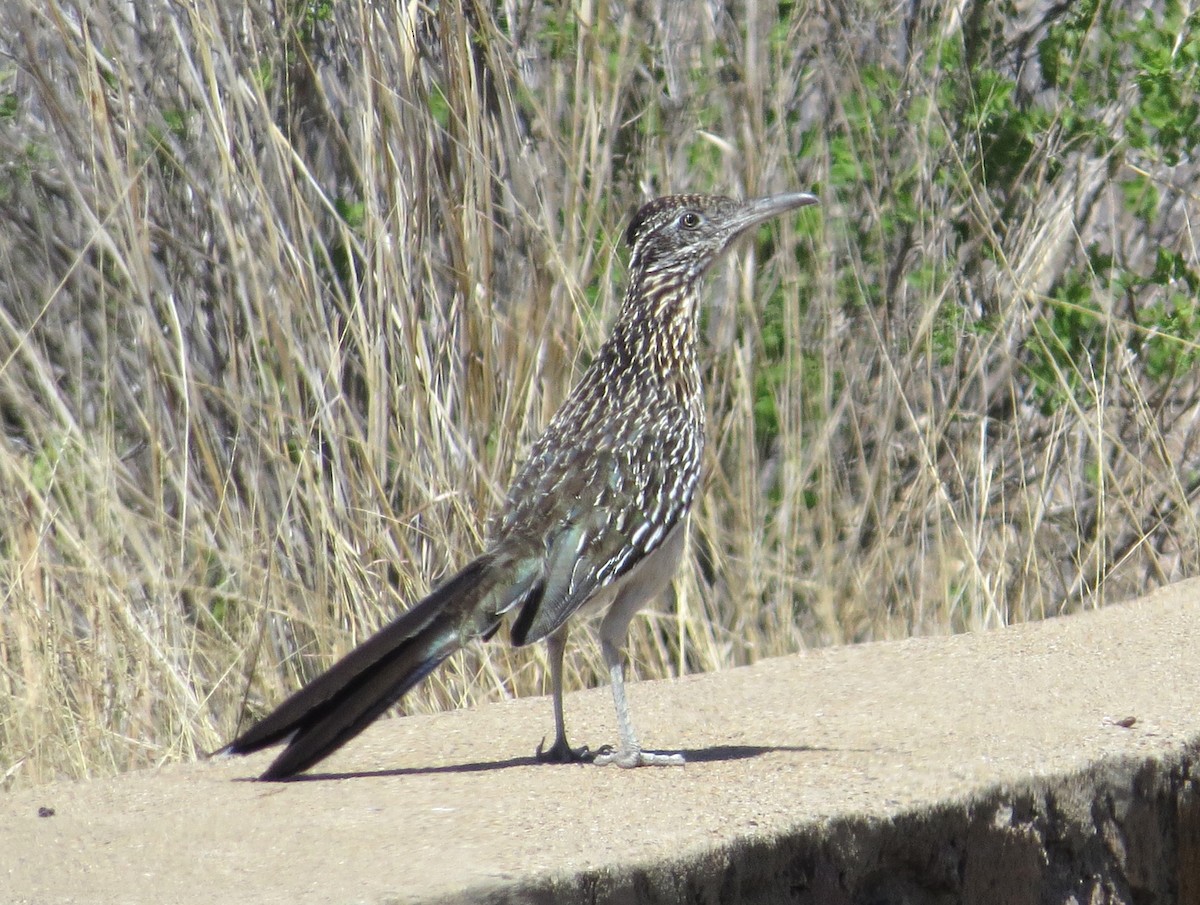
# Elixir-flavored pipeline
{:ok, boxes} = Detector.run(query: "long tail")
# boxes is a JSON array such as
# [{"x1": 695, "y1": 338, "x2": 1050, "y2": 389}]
[{"x1": 219, "y1": 553, "x2": 534, "y2": 780}]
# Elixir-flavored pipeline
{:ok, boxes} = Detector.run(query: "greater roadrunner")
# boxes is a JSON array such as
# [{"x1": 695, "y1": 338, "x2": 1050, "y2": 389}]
[{"x1": 220, "y1": 191, "x2": 818, "y2": 779}]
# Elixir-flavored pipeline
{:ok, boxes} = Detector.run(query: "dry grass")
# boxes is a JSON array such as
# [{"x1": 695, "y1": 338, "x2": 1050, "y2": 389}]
[{"x1": 1, "y1": 0, "x2": 1197, "y2": 788}]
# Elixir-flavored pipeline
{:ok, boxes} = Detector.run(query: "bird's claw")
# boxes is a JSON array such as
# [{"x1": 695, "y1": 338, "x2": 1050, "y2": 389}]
[
  {"x1": 535, "y1": 736, "x2": 594, "y2": 764},
  {"x1": 592, "y1": 746, "x2": 685, "y2": 767}
]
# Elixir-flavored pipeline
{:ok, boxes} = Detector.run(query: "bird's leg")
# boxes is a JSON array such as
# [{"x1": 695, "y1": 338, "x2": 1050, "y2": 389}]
[
  {"x1": 536, "y1": 624, "x2": 591, "y2": 763},
  {"x1": 593, "y1": 637, "x2": 684, "y2": 767}
]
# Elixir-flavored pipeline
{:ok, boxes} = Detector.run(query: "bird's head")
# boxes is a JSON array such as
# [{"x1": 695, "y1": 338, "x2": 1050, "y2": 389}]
[{"x1": 624, "y1": 192, "x2": 818, "y2": 283}]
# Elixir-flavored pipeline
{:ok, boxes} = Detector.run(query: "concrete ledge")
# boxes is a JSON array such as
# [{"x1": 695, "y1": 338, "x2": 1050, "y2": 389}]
[{"x1": 5, "y1": 580, "x2": 1200, "y2": 904}]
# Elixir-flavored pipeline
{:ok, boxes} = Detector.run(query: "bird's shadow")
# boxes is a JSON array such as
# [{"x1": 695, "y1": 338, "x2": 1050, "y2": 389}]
[{"x1": 232, "y1": 744, "x2": 821, "y2": 783}]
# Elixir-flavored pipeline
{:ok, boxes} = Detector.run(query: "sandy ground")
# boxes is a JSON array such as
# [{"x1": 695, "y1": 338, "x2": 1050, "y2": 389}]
[{"x1": 4, "y1": 579, "x2": 1200, "y2": 904}]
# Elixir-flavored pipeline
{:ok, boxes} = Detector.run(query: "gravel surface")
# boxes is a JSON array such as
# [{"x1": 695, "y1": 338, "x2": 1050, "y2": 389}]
[{"x1": 5, "y1": 579, "x2": 1200, "y2": 904}]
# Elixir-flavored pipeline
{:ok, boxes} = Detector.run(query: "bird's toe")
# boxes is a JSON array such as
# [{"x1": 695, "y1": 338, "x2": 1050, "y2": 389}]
[
  {"x1": 535, "y1": 736, "x2": 594, "y2": 764},
  {"x1": 593, "y1": 747, "x2": 684, "y2": 767}
]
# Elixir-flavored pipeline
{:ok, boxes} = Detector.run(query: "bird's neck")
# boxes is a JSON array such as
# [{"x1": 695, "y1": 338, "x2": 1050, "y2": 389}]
[{"x1": 606, "y1": 268, "x2": 702, "y2": 398}]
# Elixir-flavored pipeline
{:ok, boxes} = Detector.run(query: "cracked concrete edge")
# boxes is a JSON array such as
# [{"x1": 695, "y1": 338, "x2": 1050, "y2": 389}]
[{"x1": 434, "y1": 749, "x2": 1200, "y2": 905}]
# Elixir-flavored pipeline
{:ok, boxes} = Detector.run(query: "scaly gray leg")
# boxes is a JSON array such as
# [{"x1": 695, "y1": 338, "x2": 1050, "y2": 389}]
[
  {"x1": 593, "y1": 636, "x2": 684, "y2": 767},
  {"x1": 536, "y1": 624, "x2": 591, "y2": 763}
]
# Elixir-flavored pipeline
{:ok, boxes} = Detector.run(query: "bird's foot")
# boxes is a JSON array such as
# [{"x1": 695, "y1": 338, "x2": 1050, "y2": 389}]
[
  {"x1": 592, "y1": 746, "x2": 685, "y2": 767},
  {"x1": 535, "y1": 736, "x2": 593, "y2": 764}
]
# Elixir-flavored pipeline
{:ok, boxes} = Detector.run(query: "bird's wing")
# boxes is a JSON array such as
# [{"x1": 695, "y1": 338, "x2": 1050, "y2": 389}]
[{"x1": 501, "y1": 397, "x2": 702, "y2": 646}]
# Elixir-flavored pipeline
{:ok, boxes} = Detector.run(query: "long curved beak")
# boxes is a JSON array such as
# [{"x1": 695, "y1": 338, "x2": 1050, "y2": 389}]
[
  {"x1": 733, "y1": 192, "x2": 820, "y2": 235},
  {"x1": 710, "y1": 191, "x2": 819, "y2": 263}
]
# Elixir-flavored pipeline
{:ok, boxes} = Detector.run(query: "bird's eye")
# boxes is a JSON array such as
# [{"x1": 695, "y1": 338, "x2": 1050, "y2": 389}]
[{"x1": 679, "y1": 211, "x2": 702, "y2": 229}]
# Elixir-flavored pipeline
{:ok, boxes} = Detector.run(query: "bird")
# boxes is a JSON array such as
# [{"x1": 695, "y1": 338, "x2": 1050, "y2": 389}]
[{"x1": 218, "y1": 191, "x2": 819, "y2": 779}]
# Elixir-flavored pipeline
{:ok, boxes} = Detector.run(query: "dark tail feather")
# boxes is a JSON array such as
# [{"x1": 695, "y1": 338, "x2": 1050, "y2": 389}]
[{"x1": 219, "y1": 556, "x2": 496, "y2": 780}]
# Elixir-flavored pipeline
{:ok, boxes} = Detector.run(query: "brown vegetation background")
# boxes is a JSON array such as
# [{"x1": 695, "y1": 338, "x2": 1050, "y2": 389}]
[{"x1": 1, "y1": 0, "x2": 1197, "y2": 787}]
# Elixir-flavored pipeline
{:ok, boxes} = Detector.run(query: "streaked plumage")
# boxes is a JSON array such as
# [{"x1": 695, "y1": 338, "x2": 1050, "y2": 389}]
[{"x1": 219, "y1": 191, "x2": 818, "y2": 779}]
